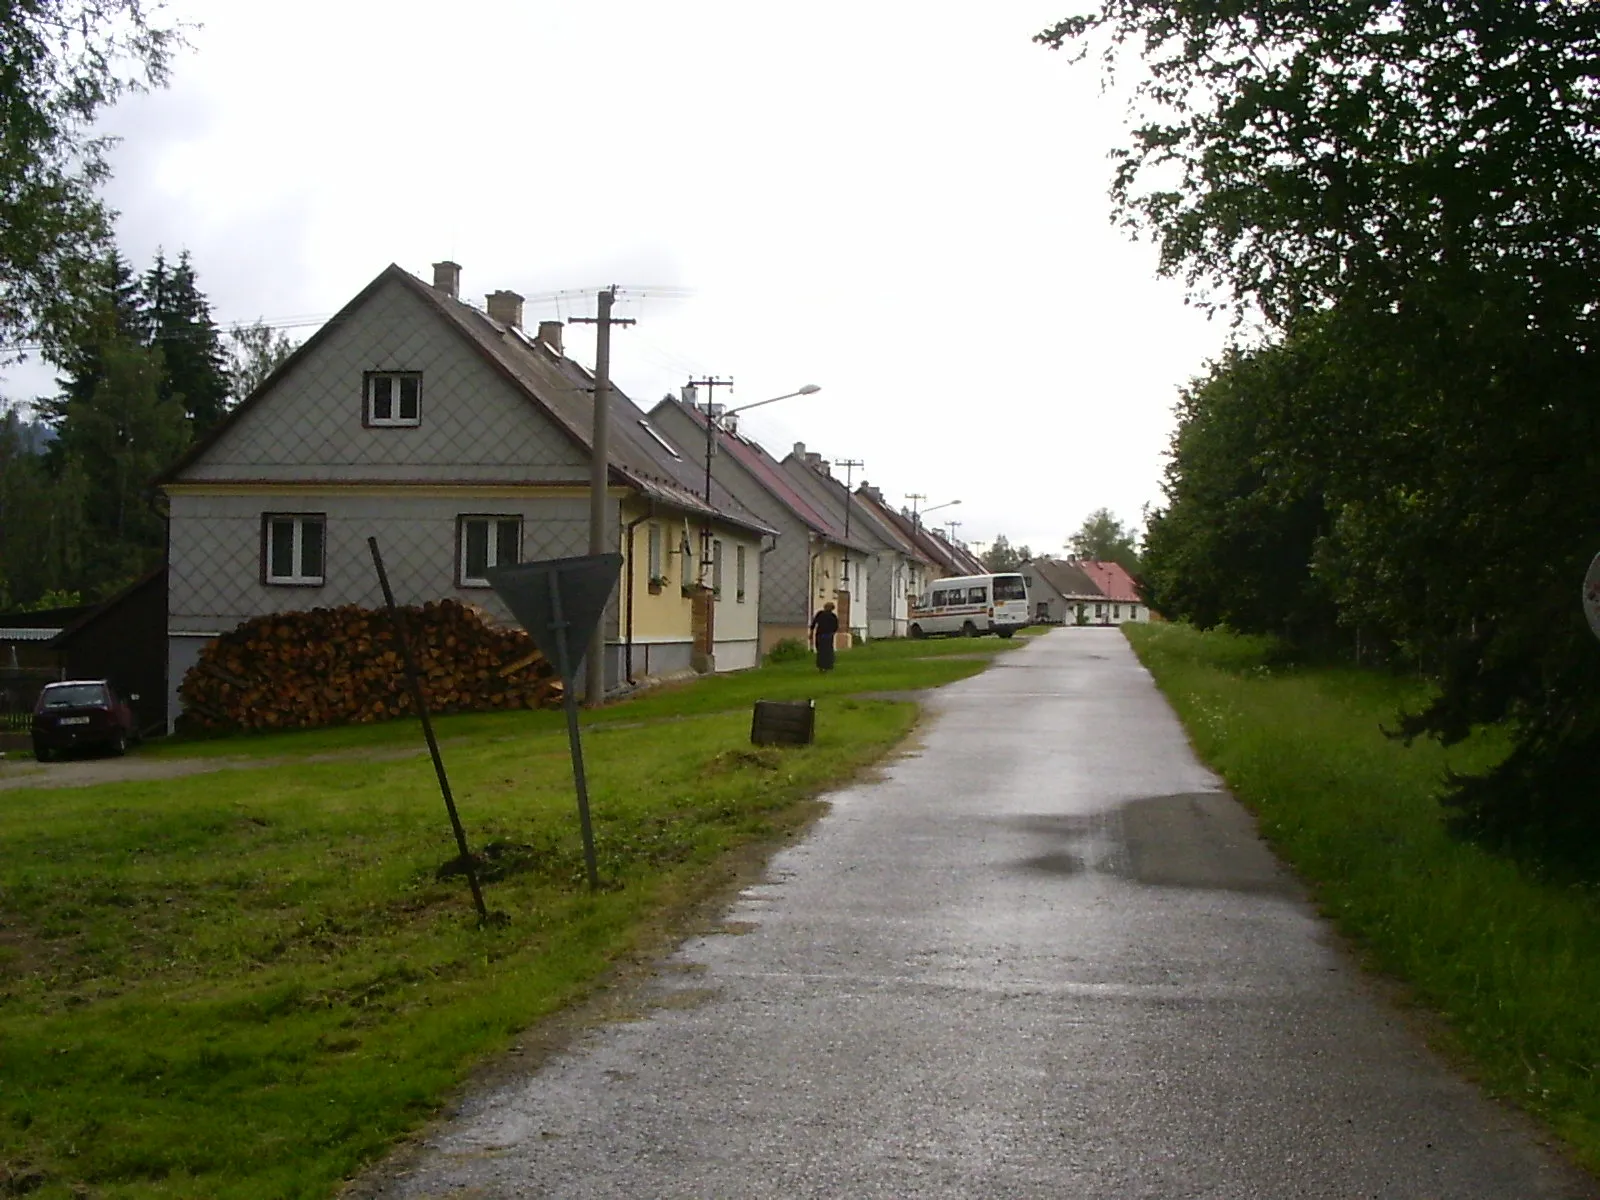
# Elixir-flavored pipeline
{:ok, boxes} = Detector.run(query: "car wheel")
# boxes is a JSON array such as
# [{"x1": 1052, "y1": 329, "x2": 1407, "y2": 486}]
[
  {"x1": 108, "y1": 732, "x2": 128, "y2": 757},
  {"x1": 962, "y1": 621, "x2": 978, "y2": 638},
  {"x1": 997, "y1": 629, "x2": 1015, "y2": 639},
  {"x1": 32, "y1": 742, "x2": 51, "y2": 763},
  {"x1": 909, "y1": 624, "x2": 924, "y2": 640}
]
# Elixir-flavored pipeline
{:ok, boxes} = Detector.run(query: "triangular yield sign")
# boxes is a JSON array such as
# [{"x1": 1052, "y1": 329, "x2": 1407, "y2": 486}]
[{"x1": 486, "y1": 554, "x2": 623, "y2": 681}]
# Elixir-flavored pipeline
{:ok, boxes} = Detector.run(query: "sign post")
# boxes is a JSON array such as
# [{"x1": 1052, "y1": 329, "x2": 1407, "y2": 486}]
[{"x1": 486, "y1": 553, "x2": 623, "y2": 891}]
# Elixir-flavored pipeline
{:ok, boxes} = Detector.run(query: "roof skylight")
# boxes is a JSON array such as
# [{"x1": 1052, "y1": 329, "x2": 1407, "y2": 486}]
[{"x1": 637, "y1": 419, "x2": 682, "y2": 459}]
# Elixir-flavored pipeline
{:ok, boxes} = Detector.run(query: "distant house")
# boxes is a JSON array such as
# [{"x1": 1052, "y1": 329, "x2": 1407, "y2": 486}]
[
  {"x1": 157, "y1": 261, "x2": 773, "y2": 730},
  {"x1": 650, "y1": 397, "x2": 872, "y2": 653},
  {"x1": 1075, "y1": 559, "x2": 1149, "y2": 624},
  {"x1": 1028, "y1": 558, "x2": 1149, "y2": 625},
  {"x1": 781, "y1": 447, "x2": 931, "y2": 639}
]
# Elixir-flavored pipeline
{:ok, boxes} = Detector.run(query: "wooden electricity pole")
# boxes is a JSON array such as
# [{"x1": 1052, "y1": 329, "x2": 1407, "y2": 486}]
[
  {"x1": 687, "y1": 377, "x2": 735, "y2": 582},
  {"x1": 569, "y1": 289, "x2": 634, "y2": 706}
]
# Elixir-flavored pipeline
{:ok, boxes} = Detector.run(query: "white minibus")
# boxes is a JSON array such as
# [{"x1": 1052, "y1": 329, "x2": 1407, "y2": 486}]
[{"x1": 907, "y1": 573, "x2": 1029, "y2": 639}]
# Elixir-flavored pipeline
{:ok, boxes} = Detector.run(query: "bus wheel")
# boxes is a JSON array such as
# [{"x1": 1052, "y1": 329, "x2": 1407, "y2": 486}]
[
  {"x1": 962, "y1": 621, "x2": 979, "y2": 638},
  {"x1": 909, "y1": 624, "x2": 925, "y2": 640}
]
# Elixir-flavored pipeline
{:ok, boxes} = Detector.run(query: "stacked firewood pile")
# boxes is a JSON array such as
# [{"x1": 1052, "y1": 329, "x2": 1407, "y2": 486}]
[{"x1": 179, "y1": 599, "x2": 561, "y2": 731}]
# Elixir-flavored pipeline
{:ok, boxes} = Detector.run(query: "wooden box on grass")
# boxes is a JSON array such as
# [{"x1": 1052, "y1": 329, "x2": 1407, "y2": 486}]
[{"x1": 750, "y1": 700, "x2": 815, "y2": 746}]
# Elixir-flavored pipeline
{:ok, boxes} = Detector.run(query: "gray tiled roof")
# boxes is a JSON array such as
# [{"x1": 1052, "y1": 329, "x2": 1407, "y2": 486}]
[
  {"x1": 1033, "y1": 558, "x2": 1102, "y2": 599},
  {"x1": 158, "y1": 265, "x2": 775, "y2": 539}
]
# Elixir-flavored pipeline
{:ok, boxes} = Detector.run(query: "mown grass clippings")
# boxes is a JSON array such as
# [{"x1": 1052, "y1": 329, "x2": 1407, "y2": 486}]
[
  {"x1": 1125, "y1": 622, "x2": 1600, "y2": 1173},
  {"x1": 0, "y1": 678, "x2": 945, "y2": 1198}
]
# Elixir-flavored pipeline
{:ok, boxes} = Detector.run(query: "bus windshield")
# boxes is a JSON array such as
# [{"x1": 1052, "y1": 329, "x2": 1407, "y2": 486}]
[{"x1": 993, "y1": 575, "x2": 1026, "y2": 602}]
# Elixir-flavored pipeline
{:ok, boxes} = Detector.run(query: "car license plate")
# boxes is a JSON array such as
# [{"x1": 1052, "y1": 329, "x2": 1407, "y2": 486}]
[{"x1": 59, "y1": 716, "x2": 91, "y2": 726}]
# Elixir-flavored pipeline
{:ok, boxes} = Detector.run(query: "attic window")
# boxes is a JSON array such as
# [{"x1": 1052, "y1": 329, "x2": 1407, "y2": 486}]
[
  {"x1": 638, "y1": 420, "x2": 681, "y2": 459},
  {"x1": 365, "y1": 372, "x2": 421, "y2": 427}
]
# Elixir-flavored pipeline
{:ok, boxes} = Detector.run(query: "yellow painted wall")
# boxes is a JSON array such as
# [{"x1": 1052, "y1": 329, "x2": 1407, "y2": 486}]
[
  {"x1": 621, "y1": 506, "x2": 763, "y2": 645},
  {"x1": 623, "y1": 506, "x2": 695, "y2": 641}
]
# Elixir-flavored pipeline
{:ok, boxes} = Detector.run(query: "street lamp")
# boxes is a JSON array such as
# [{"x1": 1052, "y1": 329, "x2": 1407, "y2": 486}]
[
  {"x1": 908, "y1": 495, "x2": 960, "y2": 534},
  {"x1": 695, "y1": 384, "x2": 821, "y2": 592},
  {"x1": 702, "y1": 384, "x2": 821, "y2": 506}
]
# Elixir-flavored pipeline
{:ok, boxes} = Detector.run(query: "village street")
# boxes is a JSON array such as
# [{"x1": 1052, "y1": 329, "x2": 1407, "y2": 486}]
[{"x1": 364, "y1": 629, "x2": 1594, "y2": 1199}]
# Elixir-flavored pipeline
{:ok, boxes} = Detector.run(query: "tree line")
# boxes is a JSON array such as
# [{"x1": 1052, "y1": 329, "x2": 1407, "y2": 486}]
[{"x1": 1041, "y1": 0, "x2": 1600, "y2": 869}]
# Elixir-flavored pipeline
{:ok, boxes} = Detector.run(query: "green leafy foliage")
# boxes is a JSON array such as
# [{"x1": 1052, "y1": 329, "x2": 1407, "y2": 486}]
[
  {"x1": 1067, "y1": 507, "x2": 1140, "y2": 573},
  {"x1": 0, "y1": 2, "x2": 183, "y2": 357},
  {"x1": 224, "y1": 318, "x2": 298, "y2": 407},
  {"x1": 980, "y1": 534, "x2": 1033, "y2": 572},
  {"x1": 765, "y1": 637, "x2": 811, "y2": 664},
  {"x1": 1044, "y1": 0, "x2": 1600, "y2": 859}
]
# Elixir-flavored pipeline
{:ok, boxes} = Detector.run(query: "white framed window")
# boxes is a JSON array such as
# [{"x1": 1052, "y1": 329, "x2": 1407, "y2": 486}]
[
  {"x1": 458, "y1": 515, "x2": 521, "y2": 587},
  {"x1": 365, "y1": 371, "x2": 421, "y2": 426},
  {"x1": 736, "y1": 544, "x2": 747, "y2": 602},
  {"x1": 263, "y1": 514, "x2": 325, "y2": 586},
  {"x1": 1113, "y1": 604, "x2": 1121, "y2": 619},
  {"x1": 712, "y1": 540, "x2": 724, "y2": 597},
  {"x1": 1129, "y1": 605, "x2": 1139, "y2": 620}
]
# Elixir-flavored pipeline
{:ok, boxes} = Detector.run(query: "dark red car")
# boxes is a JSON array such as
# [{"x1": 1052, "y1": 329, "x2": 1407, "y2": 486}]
[{"x1": 31, "y1": 680, "x2": 136, "y2": 761}]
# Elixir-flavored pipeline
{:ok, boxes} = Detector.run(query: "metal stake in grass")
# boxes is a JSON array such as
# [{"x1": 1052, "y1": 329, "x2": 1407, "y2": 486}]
[{"x1": 367, "y1": 537, "x2": 490, "y2": 924}]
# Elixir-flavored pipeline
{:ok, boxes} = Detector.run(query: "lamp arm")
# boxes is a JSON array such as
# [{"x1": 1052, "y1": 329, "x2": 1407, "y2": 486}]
[{"x1": 726, "y1": 389, "x2": 807, "y2": 417}]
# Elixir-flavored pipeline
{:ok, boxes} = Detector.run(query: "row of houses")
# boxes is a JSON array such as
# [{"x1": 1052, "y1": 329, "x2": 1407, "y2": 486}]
[{"x1": 10, "y1": 261, "x2": 1010, "y2": 735}]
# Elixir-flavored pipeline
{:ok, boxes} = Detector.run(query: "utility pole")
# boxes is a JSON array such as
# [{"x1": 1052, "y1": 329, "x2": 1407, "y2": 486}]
[
  {"x1": 569, "y1": 288, "x2": 635, "y2": 706},
  {"x1": 687, "y1": 376, "x2": 736, "y2": 584},
  {"x1": 946, "y1": 520, "x2": 962, "y2": 546},
  {"x1": 835, "y1": 457, "x2": 864, "y2": 585},
  {"x1": 835, "y1": 458, "x2": 864, "y2": 539},
  {"x1": 906, "y1": 493, "x2": 926, "y2": 539}
]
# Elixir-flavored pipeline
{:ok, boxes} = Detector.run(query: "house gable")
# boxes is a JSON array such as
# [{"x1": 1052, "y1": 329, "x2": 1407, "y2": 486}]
[{"x1": 172, "y1": 272, "x2": 590, "y2": 485}]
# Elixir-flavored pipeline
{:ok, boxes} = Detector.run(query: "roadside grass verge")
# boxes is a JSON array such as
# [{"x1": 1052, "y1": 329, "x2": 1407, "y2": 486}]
[
  {"x1": 0, "y1": 637, "x2": 1009, "y2": 1198},
  {"x1": 135, "y1": 632, "x2": 1018, "y2": 763},
  {"x1": 1125, "y1": 622, "x2": 1600, "y2": 1170}
]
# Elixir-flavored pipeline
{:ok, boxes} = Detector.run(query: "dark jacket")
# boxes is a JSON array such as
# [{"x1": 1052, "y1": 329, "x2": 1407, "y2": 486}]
[{"x1": 810, "y1": 609, "x2": 840, "y2": 642}]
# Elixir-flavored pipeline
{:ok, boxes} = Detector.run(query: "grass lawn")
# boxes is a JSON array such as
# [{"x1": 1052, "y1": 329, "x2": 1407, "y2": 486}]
[
  {"x1": 0, "y1": 637, "x2": 1016, "y2": 1198},
  {"x1": 1126, "y1": 622, "x2": 1600, "y2": 1171},
  {"x1": 132, "y1": 631, "x2": 1021, "y2": 763}
]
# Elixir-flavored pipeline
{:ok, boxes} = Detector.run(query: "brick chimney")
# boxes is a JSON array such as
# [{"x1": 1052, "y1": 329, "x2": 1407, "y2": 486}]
[
  {"x1": 432, "y1": 261, "x2": 461, "y2": 298},
  {"x1": 537, "y1": 320, "x2": 564, "y2": 354},
  {"x1": 486, "y1": 289, "x2": 524, "y2": 329},
  {"x1": 793, "y1": 442, "x2": 806, "y2": 460},
  {"x1": 805, "y1": 452, "x2": 828, "y2": 474}
]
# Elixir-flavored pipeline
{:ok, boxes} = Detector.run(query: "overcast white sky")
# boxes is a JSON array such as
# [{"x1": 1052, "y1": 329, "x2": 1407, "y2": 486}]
[{"x1": 4, "y1": 0, "x2": 1232, "y2": 557}]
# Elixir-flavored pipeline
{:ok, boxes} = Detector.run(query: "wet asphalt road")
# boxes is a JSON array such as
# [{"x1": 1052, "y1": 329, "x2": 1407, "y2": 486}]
[{"x1": 368, "y1": 629, "x2": 1595, "y2": 1199}]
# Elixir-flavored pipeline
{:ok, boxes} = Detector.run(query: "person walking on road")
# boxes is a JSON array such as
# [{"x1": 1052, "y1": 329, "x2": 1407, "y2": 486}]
[{"x1": 810, "y1": 601, "x2": 840, "y2": 672}]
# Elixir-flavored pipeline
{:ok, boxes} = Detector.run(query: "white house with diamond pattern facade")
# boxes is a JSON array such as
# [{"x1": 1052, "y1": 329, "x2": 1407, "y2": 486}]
[{"x1": 158, "y1": 262, "x2": 773, "y2": 730}]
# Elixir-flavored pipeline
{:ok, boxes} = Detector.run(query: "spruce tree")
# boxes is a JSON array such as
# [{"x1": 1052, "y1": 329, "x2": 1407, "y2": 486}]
[{"x1": 147, "y1": 251, "x2": 229, "y2": 433}]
